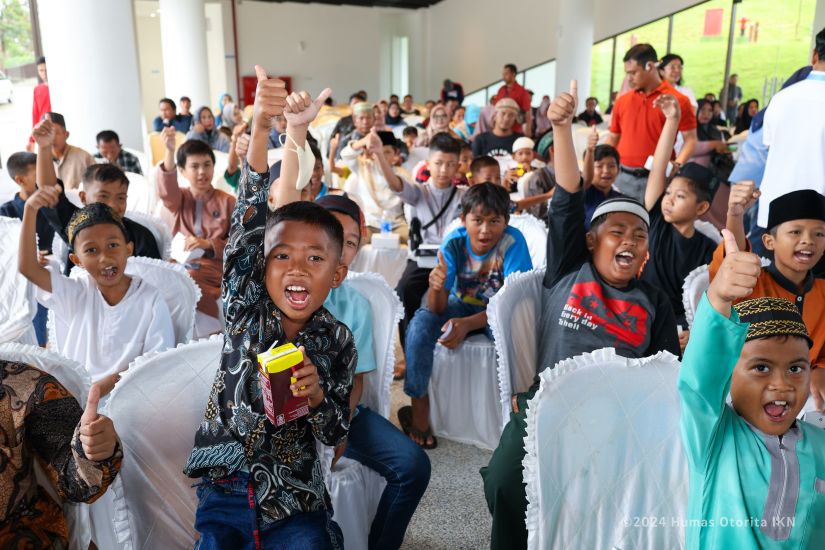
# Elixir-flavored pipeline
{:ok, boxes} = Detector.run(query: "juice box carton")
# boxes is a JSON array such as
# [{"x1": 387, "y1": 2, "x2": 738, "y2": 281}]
[{"x1": 257, "y1": 343, "x2": 309, "y2": 427}]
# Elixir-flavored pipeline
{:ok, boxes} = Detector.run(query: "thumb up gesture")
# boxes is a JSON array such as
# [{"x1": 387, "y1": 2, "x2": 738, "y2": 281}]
[
  {"x1": 78, "y1": 385, "x2": 119, "y2": 462},
  {"x1": 428, "y1": 250, "x2": 449, "y2": 292},
  {"x1": 252, "y1": 65, "x2": 289, "y2": 133},
  {"x1": 284, "y1": 88, "x2": 333, "y2": 128},
  {"x1": 548, "y1": 80, "x2": 578, "y2": 127},
  {"x1": 586, "y1": 126, "x2": 599, "y2": 152},
  {"x1": 707, "y1": 229, "x2": 762, "y2": 316}
]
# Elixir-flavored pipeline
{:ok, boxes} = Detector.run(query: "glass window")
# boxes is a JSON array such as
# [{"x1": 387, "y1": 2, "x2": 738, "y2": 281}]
[
  {"x1": 523, "y1": 61, "x2": 556, "y2": 107},
  {"x1": 613, "y1": 16, "x2": 670, "y2": 94},
  {"x1": 486, "y1": 80, "x2": 505, "y2": 102},
  {"x1": 590, "y1": 39, "x2": 614, "y2": 108},
  {"x1": 463, "y1": 88, "x2": 487, "y2": 108}
]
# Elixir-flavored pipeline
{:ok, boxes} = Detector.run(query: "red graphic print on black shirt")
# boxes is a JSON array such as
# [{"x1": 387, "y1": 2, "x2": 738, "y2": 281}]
[{"x1": 558, "y1": 281, "x2": 649, "y2": 347}]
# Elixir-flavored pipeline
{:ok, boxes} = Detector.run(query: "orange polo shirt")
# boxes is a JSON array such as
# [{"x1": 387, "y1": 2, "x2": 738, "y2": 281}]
[
  {"x1": 709, "y1": 242, "x2": 825, "y2": 368},
  {"x1": 609, "y1": 80, "x2": 697, "y2": 168}
]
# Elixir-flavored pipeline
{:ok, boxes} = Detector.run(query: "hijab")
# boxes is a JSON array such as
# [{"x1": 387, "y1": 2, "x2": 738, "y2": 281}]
[{"x1": 696, "y1": 100, "x2": 722, "y2": 141}]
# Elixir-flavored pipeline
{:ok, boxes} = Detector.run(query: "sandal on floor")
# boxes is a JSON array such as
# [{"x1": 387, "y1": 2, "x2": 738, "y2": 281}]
[
  {"x1": 393, "y1": 363, "x2": 406, "y2": 381},
  {"x1": 397, "y1": 405, "x2": 438, "y2": 450}
]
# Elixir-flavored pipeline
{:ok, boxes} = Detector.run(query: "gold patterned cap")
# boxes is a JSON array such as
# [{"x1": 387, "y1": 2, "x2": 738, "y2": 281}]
[
  {"x1": 66, "y1": 202, "x2": 129, "y2": 249},
  {"x1": 734, "y1": 297, "x2": 812, "y2": 348}
]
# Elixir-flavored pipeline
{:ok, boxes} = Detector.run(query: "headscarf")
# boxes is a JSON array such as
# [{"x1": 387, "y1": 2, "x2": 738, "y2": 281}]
[
  {"x1": 535, "y1": 96, "x2": 551, "y2": 136},
  {"x1": 385, "y1": 103, "x2": 404, "y2": 126},
  {"x1": 695, "y1": 100, "x2": 722, "y2": 142},
  {"x1": 195, "y1": 106, "x2": 216, "y2": 137},
  {"x1": 734, "y1": 99, "x2": 759, "y2": 134},
  {"x1": 221, "y1": 102, "x2": 237, "y2": 130}
]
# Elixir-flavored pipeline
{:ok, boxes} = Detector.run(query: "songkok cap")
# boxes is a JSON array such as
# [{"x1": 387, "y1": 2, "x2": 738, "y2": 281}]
[
  {"x1": 495, "y1": 98, "x2": 520, "y2": 113},
  {"x1": 734, "y1": 297, "x2": 812, "y2": 348},
  {"x1": 512, "y1": 137, "x2": 535, "y2": 153},
  {"x1": 67, "y1": 202, "x2": 130, "y2": 249},
  {"x1": 591, "y1": 197, "x2": 650, "y2": 226},
  {"x1": 377, "y1": 131, "x2": 397, "y2": 147},
  {"x1": 767, "y1": 189, "x2": 825, "y2": 231}
]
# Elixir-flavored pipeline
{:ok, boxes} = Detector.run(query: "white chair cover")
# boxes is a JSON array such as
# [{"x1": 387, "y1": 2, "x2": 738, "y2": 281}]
[
  {"x1": 0, "y1": 218, "x2": 38, "y2": 344},
  {"x1": 509, "y1": 213, "x2": 547, "y2": 268},
  {"x1": 324, "y1": 457, "x2": 386, "y2": 550},
  {"x1": 125, "y1": 210, "x2": 173, "y2": 260},
  {"x1": 0, "y1": 343, "x2": 92, "y2": 550},
  {"x1": 522, "y1": 348, "x2": 687, "y2": 550},
  {"x1": 681, "y1": 264, "x2": 709, "y2": 329},
  {"x1": 487, "y1": 268, "x2": 545, "y2": 428},
  {"x1": 693, "y1": 219, "x2": 721, "y2": 244},
  {"x1": 92, "y1": 337, "x2": 222, "y2": 550},
  {"x1": 125, "y1": 172, "x2": 154, "y2": 214},
  {"x1": 0, "y1": 167, "x2": 16, "y2": 205},
  {"x1": 349, "y1": 245, "x2": 409, "y2": 289},
  {"x1": 428, "y1": 334, "x2": 501, "y2": 450}
]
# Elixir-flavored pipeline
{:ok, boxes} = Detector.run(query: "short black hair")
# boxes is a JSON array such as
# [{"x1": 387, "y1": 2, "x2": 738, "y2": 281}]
[
  {"x1": 816, "y1": 27, "x2": 825, "y2": 59},
  {"x1": 429, "y1": 132, "x2": 461, "y2": 156},
  {"x1": 623, "y1": 44, "x2": 658, "y2": 66},
  {"x1": 470, "y1": 156, "x2": 500, "y2": 176},
  {"x1": 83, "y1": 163, "x2": 129, "y2": 189},
  {"x1": 677, "y1": 177, "x2": 712, "y2": 204},
  {"x1": 461, "y1": 182, "x2": 511, "y2": 221},
  {"x1": 403, "y1": 94, "x2": 412, "y2": 99},
  {"x1": 659, "y1": 53, "x2": 684, "y2": 69},
  {"x1": 179, "y1": 96, "x2": 191, "y2": 103},
  {"x1": 594, "y1": 144, "x2": 620, "y2": 164},
  {"x1": 390, "y1": 94, "x2": 399, "y2": 101},
  {"x1": 504, "y1": 63, "x2": 518, "y2": 73},
  {"x1": 585, "y1": 96, "x2": 599, "y2": 104},
  {"x1": 349, "y1": 92, "x2": 367, "y2": 102},
  {"x1": 7, "y1": 152, "x2": 36, "y2": 180},
  {"x1": 265, "y1": 201, "x2": 344, "y2": 260},
  {"x1": 176, "y1": 139, "x2": 216, "y2": 167},
  {"x1": 47, "y1": 112, "x2": 66, "y2": 129},
  {"x1": 402, "y1": 126, "x2": 419, "y2": 137},
  {"x1": 310, "y1": 143, "x2": 322, "y2": 162},
  {"x1": 36, "y1": 56, "x2": 46, "y2": 65},
  {"x1": 459, "y1": 141, "x2": 472, "y2": 152},
  {"x1": 159, "y1": 97, "x2": 176, "y2": 111},
  {"x1": 96, "y1": 130, "x2": 120, "y2": 144}
]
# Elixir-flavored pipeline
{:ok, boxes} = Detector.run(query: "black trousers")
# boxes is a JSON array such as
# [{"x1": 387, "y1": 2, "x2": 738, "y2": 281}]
[{"x1": 395, "y1": 260, "x2": 432, "y2": 351}]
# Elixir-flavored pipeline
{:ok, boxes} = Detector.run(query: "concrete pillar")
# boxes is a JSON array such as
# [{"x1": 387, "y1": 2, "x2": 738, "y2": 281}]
[
  {"x1": 159, "y1": 0, "x2": 211, "y2": 110},
  {"x1": 814, "y1": 0, "x2": 825, "y2": 47},
  {"x1": 38, "y1": 0, "x2": 144, "y2": 150},
  {"x1": 555, "y1": 0, "x2": 595, "y2": 102}
]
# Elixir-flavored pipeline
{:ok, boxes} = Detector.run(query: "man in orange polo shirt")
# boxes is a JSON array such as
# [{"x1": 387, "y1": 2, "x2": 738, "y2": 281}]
[
  {"x1": 605, "y1": 44, "x2": 697, "y2": 201},
  {"x1": 494, "y1": 63, "x2": 532, "y2": 138}
]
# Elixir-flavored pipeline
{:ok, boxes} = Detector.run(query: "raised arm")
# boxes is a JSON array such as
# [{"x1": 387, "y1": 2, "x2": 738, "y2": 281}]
[
  {"x1": 725, "y1": 180, "x2": 760, "y2": 252},
  {"x1": 32, "y1": 117, "x2": 58, "y2": 189},
  {"x1": 644, "y1": 94, "x2": 681, "y2": 211},
  {"x1": 247, "y1": 65, "x2": 288, "y2": 174},
  {"x1": 19, "y1": 187, "x2": 61, "y2": 292},
  {"x1": 547, "y1": 80, "x2": 581, "y2": 194},
  {"x1": 675, "y1": 129, "x2": 697, "y2": 166},
  {"x1": 370, "y1": 129, "x2": 404, "y2": 193},
  {"x1": 270, "y1": 87, "x2": 333, "y2": 209},
  {"x1": 226, "y1": 122, "x2": 247, "y2": 177},
  {"x1": 582, "y1": 126, "x2": 598, "y2": 189}
]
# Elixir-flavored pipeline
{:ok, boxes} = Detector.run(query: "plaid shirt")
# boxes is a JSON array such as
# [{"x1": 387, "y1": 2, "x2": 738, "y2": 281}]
[{"x1": 94, "y1": 149, "x2": 143, "y2": 175}]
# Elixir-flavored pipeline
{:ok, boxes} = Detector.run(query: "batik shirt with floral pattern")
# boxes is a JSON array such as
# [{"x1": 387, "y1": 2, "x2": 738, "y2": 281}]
[
  {"x1": 183, "y1": 163, "x2": 357, "y2": 524},
  {"x1": 0, "y1": 361, "x2": 122, "y2": 549}
]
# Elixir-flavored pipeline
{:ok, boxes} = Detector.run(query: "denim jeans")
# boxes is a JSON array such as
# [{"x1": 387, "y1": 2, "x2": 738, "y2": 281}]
[
  {"x1": 194, "y1": 471, "x2": 343, "y2": 550},
  {"x1": 33, "y1": 304, "x2": 47, "y2": 346},
  {"x1": 404, "y1": 296, "x2": 490, "y2": 398},
  {"x1": 344, "y1": 406, "x2": 431, "y2": 549}
]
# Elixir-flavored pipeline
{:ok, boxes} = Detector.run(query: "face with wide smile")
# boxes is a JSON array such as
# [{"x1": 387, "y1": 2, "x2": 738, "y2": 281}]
[
  {"x1": 264, "y1": 220, "x2": 346, "y2": 333},
  {"x1": 69, "y1": 222, "x2": 134, "y2": 301},
  {"x1": 763, "y1": 219, "x2": 825, "y2": 284},
  {"x1": 730, "y1": 336, "x2": 810, "y2": 436},
  {"x1": 587, "y1": 212, "x2": 649, "y2": 288}
]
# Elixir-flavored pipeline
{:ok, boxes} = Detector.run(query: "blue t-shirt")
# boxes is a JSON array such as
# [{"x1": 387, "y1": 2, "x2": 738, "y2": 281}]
[
  {"x1": 324, "y1": 283, "x2": 377, "y2": 375},
  {"x1": 440, "y1": 225, "x2": 532, "y2": 305},
  {"x1": 584, "y1": 185, "x2": 623, "y2": 230}
]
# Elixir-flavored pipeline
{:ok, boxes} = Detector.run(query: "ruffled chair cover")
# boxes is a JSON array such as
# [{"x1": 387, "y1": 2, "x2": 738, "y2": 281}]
[
  {"x1": 124, "y1": 210, "x2": 173, "y2": 260},
  {"x1": 0, "y1": 342, "x2": 92, "y2": 550},
  {"x1": 522, "y1": 348, "x2": 687, "y2": 550},
  {"x1": 349, "y1": 246, "x2": 409, "y2": 289},
  {"x1": 0, "y1": 218, "x2": 37, "y2": 344},
  {"x1": 124, "y1": 172, "x2": 154, "y2": 215},
  {"x1": 90, "y1": 337, "x2": 222, "y2": 550},
  {"x1": 509, "y1": 213, "x2": 547, "y2": 268},
  {"x1": 681, "y1": 264, "x2": 709, "y2": 329},
  {"x1": 487, "y1": 268, "x2": 546, "y2": 428},
  {"x1": 693, "y1": 219, "x2": 722, "y2": 244}
]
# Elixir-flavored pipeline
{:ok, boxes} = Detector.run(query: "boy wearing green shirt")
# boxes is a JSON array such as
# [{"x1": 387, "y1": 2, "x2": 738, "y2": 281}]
[{"x1": 679, "y1": 229, "x2": 825, "y2": 549}]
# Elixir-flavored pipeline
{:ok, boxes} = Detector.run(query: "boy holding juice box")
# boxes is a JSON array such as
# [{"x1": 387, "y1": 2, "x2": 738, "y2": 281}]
[{"x1": 183, "y1": 67, "x2": 356, "y2": 548}]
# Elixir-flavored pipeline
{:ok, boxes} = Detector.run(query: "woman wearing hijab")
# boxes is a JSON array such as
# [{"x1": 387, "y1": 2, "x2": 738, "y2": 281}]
[
  {"x1": 186, "y1": 106, "x2": 230, "y2": 152},
  {"x1": 690, "y1": 100, "x2": 730, "y2": 167},
  {"x1": 385, "y1": 101, "x2": 407, "y2": 129},
  {"x1": 415, "y1": 104, "x2": 459, "y2": 146},
  {"x1": 535, "y1": 95, "x2": 552, "y2": 138},
  {"x1": 734, "y1": 98, "x2": 759, "y2": 134}
]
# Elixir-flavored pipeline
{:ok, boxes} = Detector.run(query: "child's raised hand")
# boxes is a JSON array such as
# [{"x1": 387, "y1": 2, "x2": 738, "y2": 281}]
[
  {"x1": 24, "y1": 187, "x2": 60, "y2": 213},
  {"x1": 586, "y1": 126, "x2": 599, "y2": 151},
  {"x1": 428, "y1": 251, "x2": 448, "y2": 292},
  {"x1": 252, "y1": 65, "x2": 288, "y2": 133},
  {"x1": 32, "y1": 116, "x2": 56, "y2": 148},
  {"x1": 366, "y1": 128, "x2": 383, "y2": 156},
  {"x1": 548, "y1": 80, "x2": 578, "y2": 127},
  {"x1": 161, "y1": 126, "x2": 177, "y2": 153},
  {"x1": 79, "y1": 385, "x2": 119, "y2": 461},
  {"x1": 283, "y1": 88, "x2": 333, "y2": 128},
  {"x1": 653, "y1": 93, "x2": 681, "y2": 121},
  {"x1": 235, "y1": 132, "x2": 251, "y2": 159},
  {"x1": 231, "y1": 121, "x2": 248, "y2": 140},
  {"x1": 727, "y1": 180, "x2": 760, "y2": 217},
  {"x1": 291, "y1": 346, "x2": 325, "y2": 408},
  {"x1": 707, "y1": 229, "x2": 762, "y2": 315}
]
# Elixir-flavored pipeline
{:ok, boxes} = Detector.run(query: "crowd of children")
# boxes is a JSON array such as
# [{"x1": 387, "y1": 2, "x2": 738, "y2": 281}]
[{"x1": 3, "y1": 31, "x2": 825, "y2": 549}]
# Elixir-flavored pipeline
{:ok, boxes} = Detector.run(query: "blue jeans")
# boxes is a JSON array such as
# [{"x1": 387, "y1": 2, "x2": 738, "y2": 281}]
[
  {"x1": 404, "y1": 296, "x2": 490, "y2": 398},
  {"x1": 344, "y1": 406, "x2": 431, "y2": 550},
  {"x1": 194, "y1": 472, "x2": 343, "y2": 550},
  {"x1": 33, "y1": 304, "x2": 47, "y2": 346}
]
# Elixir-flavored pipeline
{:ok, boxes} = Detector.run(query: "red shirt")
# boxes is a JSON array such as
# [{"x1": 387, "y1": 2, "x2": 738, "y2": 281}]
[
  {"x1": 29, "y1": 83, "x2": 51, "y2": 144},
  {"x1": 495, "y1": 82, "x2": 532, "y2": 134},
  {"x1": 608, "y1": 80, "x2": 696, "y2": 168}
]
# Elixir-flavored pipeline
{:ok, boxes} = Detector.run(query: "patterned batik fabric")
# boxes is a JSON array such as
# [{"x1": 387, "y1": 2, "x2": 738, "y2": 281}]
[
  {"x1": 183, "y1": 162, "x2": 357, "y2": 525},
  {"x1": 0, "y1": 361, "x2": 122, "y2": 549}
]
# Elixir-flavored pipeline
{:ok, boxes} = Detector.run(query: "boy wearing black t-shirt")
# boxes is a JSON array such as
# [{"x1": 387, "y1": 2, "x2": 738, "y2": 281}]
[{"x1": 480, "y1": 82, "x2": 680, "y2": 550}]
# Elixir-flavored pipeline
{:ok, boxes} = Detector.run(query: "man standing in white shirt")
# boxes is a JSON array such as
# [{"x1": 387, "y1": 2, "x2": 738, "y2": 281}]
[{"x1": 758, "y1": 28, "x2": 825, "y2": 233}]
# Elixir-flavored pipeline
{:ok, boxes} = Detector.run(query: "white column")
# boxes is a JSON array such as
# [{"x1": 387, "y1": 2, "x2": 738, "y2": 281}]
[
  {"x1": 37, "y1": 0, "x2": 144, "y2": 150},
  {"x1": 159, "y1": 0, "x2": 210, "y2": 110},
  {"x1": 555, "y1": 0, "x2": 595, "y2": 101},
  {"x1": 814, "y1": 0, "x2": 825, "y2": 47}
]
